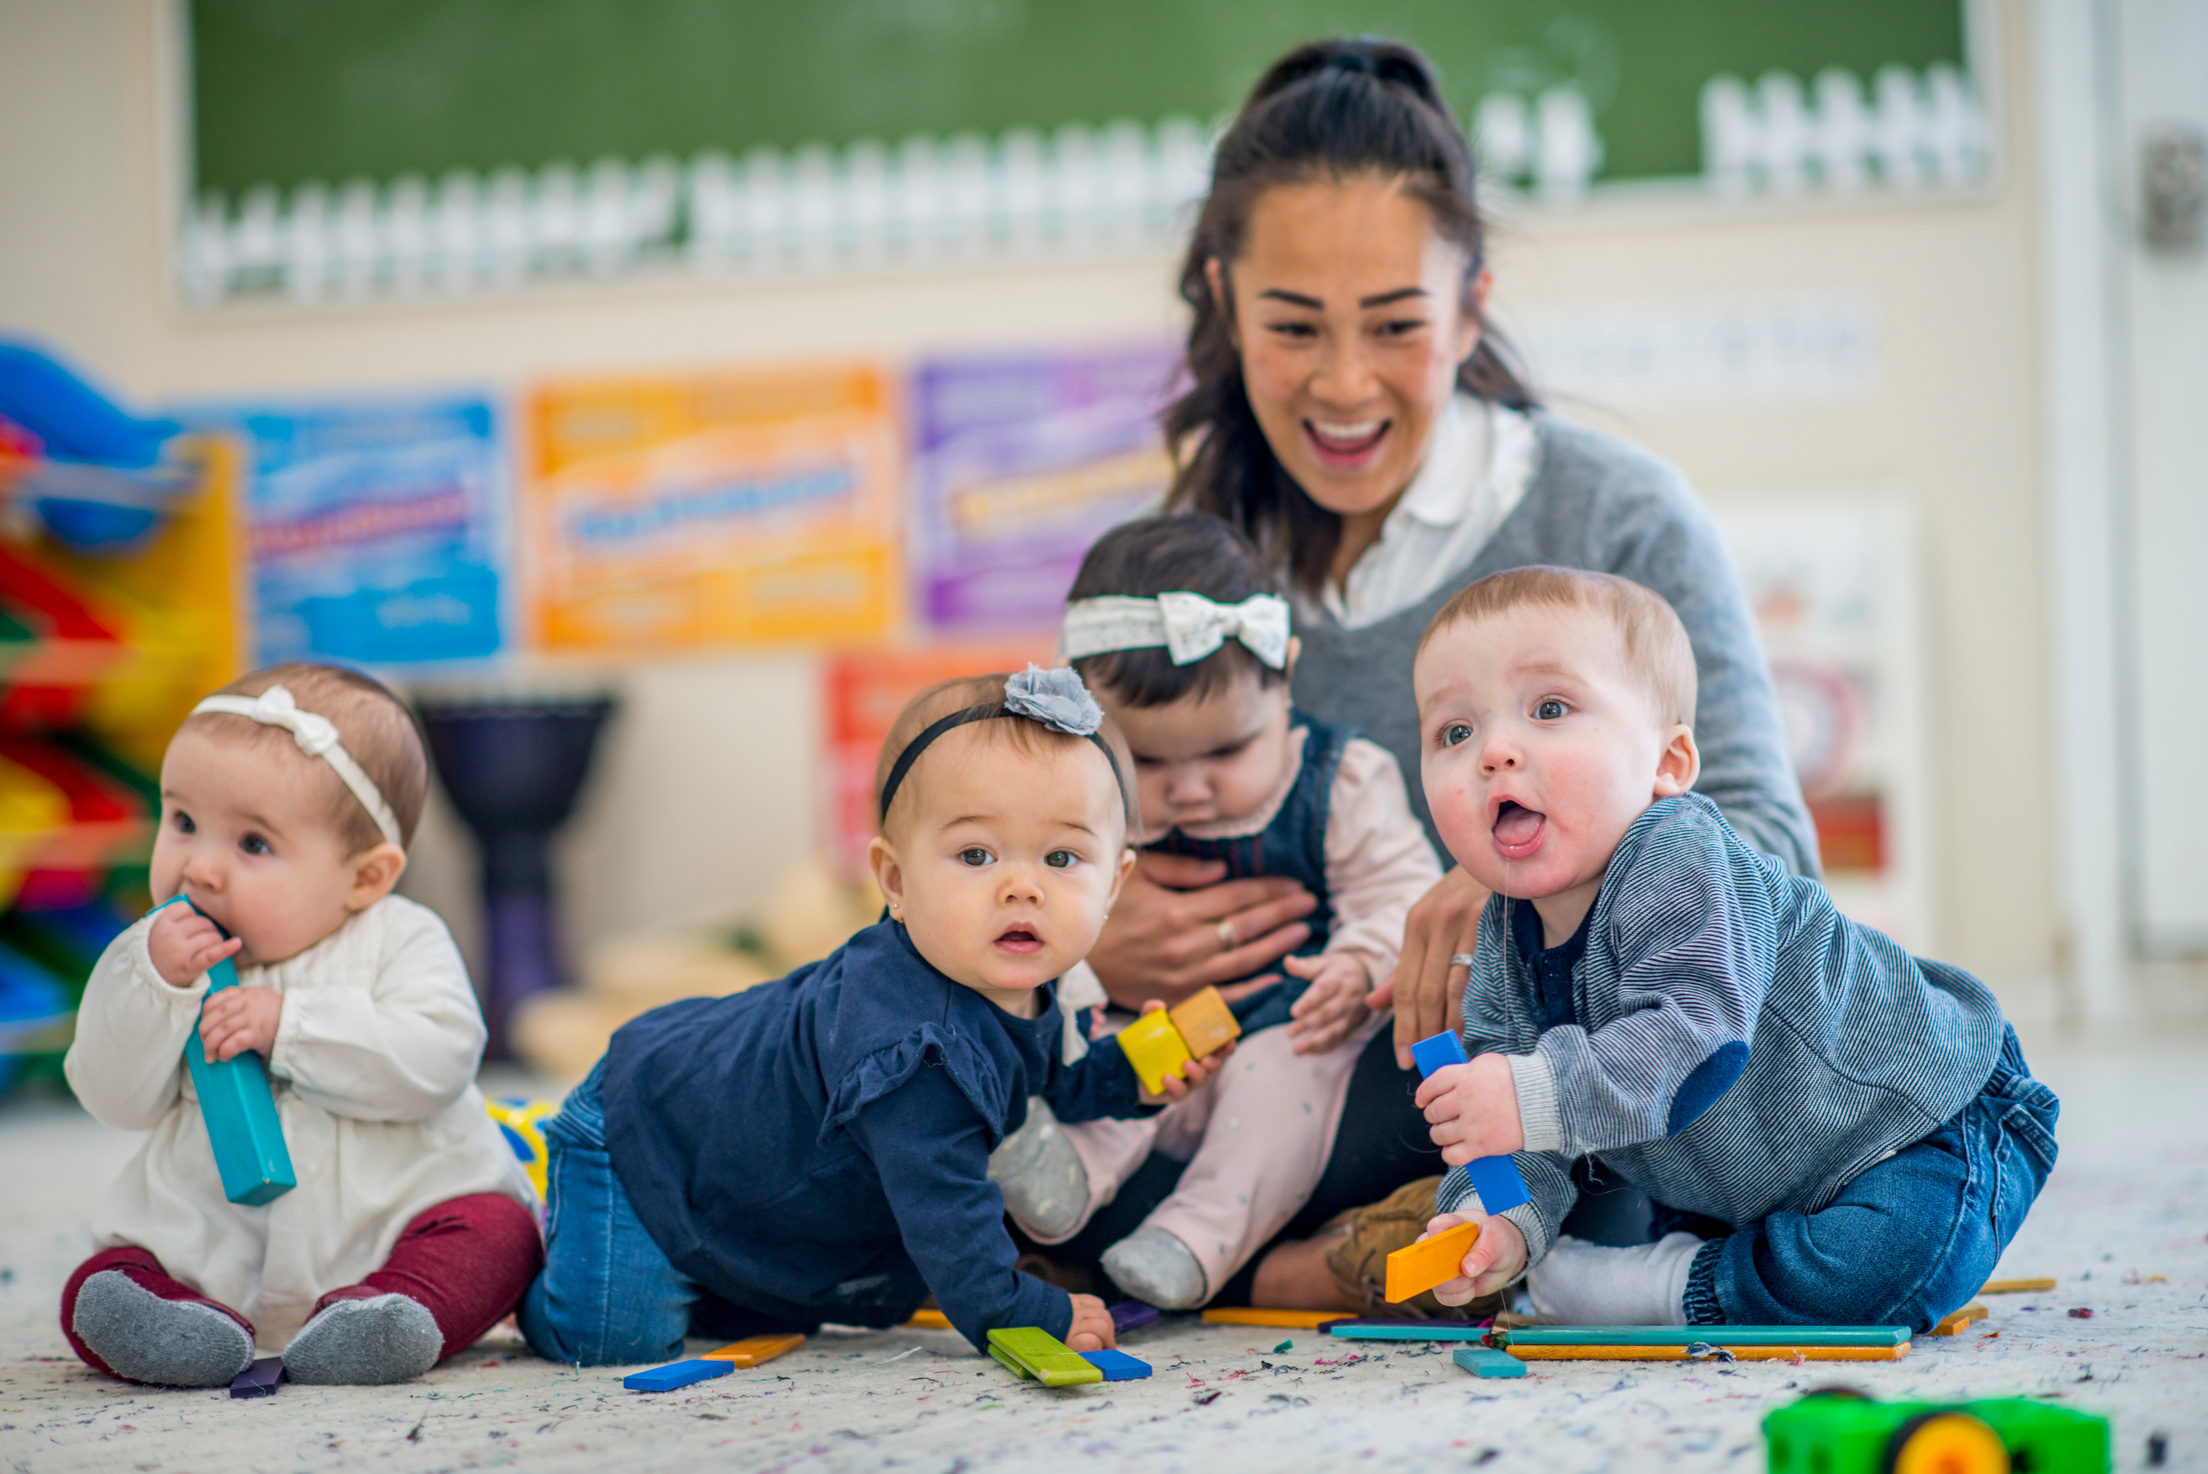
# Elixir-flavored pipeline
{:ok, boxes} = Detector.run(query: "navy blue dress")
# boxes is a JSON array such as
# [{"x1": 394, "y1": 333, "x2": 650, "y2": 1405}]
[
  {"x1": 600, "y1": 919, "x2": 1147, "y2": 1347},
  {"x1": 1147, "y1": 712, "x2": 1350, "y2": 1033}
]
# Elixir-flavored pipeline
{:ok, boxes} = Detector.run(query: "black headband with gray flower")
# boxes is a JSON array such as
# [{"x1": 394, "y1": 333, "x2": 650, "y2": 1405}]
[{"x1": 877, "y1": 665, "x2": 1129, "y2": 825}]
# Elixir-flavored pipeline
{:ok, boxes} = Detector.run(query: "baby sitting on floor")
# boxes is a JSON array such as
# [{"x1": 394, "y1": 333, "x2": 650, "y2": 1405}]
[
  {"x1": 990, "y1": 515, "x2": 1442, "y2": 1309},
  {"x1": 62, "y1": 664, "x2": 540, "y2": 1388},
  {"x1": 1406, "y1": 566, "x2": 2058, "y2": 1328}
]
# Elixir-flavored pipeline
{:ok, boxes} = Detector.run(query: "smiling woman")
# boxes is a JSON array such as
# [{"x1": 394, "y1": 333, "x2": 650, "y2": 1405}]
[{"x1": 1071, "y1": 35, "x2": 1821, "y2": 1314}]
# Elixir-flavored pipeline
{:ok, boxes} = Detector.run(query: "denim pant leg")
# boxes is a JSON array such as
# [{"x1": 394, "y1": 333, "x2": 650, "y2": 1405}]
[
  {"x1": 518, "y1": 1062, "x2": 700, "y2": 1366},
  {"x1": 1684, "y1": 1028, "x2": 2059, "y2": 1329}
]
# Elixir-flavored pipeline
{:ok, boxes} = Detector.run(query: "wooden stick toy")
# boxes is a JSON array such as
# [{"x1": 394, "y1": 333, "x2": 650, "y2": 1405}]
[
  {"x1": 702, "y1": 1334, "x2": 803, "y2": 1366},
  {"x1": 1497, "y1": 1324, "x2": 1912, "y2": 1363},
  {"x1": 1385, "y1": 1220, "x2": 1480, "y2": 1303},
  {"x1": 1328, "y1": 1319, "x2": 1489, "y2": 1341},
  {"x1": 1454, "y1": 1346, "x2": 1528, "y2": 1379},
  {"x1": 987, "y1": 1327, "x2": 1103, "y2": 1386},
  {"x1": 1977, "y1": 1277, "x2": 2057, "y2": 1293},
  {"x1": 1200, "y1": 1307, "x2": 1347, "y2": 1329},
  {"x1": 1080, "y1": 1348, "x2": 1152, "y2": 1381},
  {"x1": 1928, "y1": 1303, "x2": 1990, "y2": 1336},
  {"x1": 228, "y1": 1356, "x2": 284, "y2": 1398},
  {"x1": 1408, "y1": 1032, "x2": 1530, "y2": 1213},
  {"x1": 623, "y1": 1359, "x2": 735, "y2": 1391},
  {"x1": 168, "y1": 898, "x2": 296, "y2": 1207}
]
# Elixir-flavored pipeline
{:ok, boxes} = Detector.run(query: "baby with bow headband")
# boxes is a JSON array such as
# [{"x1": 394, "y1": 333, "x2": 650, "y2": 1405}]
[
  {"x1": 991, "y1": 515, "x2": 1444, "y2": 1311},
  {"x1": 61, "y1": 664, "x2": 539, "y2": 1389}
]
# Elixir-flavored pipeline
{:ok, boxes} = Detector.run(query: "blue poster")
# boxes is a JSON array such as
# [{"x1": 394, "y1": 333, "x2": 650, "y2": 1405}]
[{"x1": 185, "y1": 395, "x2": 506, "y2": 665}]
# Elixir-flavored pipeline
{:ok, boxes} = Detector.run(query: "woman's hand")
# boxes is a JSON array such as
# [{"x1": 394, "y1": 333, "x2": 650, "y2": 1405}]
[
  {"x1": 1413, "y1": 1053, "x2": 1524, "y2": 1165},
  {"x1": 198, "y1": 986, "x2": 284, "y2": 1064},
  {"x1": 1366, "y1": 866, "x2": 1490, "y2": 1068},
  {"x1": 1087, "y1": 852, "x2": 1316, "y2": 1011},
  {"x1": 1282, "y1": 952, "x2": 1371, "y2": 1055},
  {"x1": 1063, "y1": 1293, "x2": 1118, "y2": 1352},
  {"x1": 1422, "y1": 1210, "x2": 1528, "y2": 1306},
  {"x1": 148, "y1": 906, "x2": 241, "y2": 990},
  {"x1": 1134, "y1": 1001, "x2": 1237, "y2": 1105}
]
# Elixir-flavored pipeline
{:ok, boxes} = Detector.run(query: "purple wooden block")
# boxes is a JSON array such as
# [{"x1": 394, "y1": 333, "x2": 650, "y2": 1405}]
[
  {"x1": 1108, "y1": 1300, "x2": 1159, "y2": 1335},
  {"x1": 229, "y1": 1356, "x2": 284, "y2": 1398}
]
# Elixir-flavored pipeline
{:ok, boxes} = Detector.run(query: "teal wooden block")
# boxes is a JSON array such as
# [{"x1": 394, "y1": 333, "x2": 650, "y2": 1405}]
[
  {"x1": 1501, "y1": 1325, "x2": 1910, "y2": 1348},
  {"x1": 1328, "y1": 1321, "x2": 1490, "y2": 1341},
  {"x1": 1454, "y1": 1346, "x2": 1527, "y2": 1378},
  {"x1": 165, "y1": 899, "x2": 296, "y2": 1207}
]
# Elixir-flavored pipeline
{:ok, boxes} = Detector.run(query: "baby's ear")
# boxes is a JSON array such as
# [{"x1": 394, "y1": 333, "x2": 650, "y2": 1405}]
[
  {"x1": 1651, "y1": 724, "x2": 1701, "y2": 798},
  {"x1": 347, "y1": 842, "x2": 407, "y2": 911}
]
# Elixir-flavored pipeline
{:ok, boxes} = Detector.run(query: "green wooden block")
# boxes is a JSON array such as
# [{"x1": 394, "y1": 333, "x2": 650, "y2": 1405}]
[
  {"x1": 986, "y1": 1327, "x2": 1103, "y2": 1387},
  {"x1": 1504, "y1": 1325, "x2": 1909, "y2": 1349}
]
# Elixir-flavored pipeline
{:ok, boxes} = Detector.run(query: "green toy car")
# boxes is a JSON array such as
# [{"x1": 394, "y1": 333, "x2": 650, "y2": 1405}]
[{"x1": 1764, "y1": 1390, "x2": 2110, "y2": 1473}]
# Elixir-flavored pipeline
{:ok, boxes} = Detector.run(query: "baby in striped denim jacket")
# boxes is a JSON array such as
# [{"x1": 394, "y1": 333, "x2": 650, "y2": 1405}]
[{"x1": 1403, "y1": 565, "x2": 2054, "y2": 1331}]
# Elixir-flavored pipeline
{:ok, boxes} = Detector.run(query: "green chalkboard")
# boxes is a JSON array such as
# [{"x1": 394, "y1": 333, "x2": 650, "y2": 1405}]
[{"x1": 189, "y1": 0, "x2": 1967, "y2": 196}]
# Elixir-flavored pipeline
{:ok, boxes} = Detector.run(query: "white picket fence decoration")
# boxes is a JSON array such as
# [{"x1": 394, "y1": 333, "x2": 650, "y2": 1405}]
[{"x1": 175, "y1": 63, "x2": 1988, "y2": 308}]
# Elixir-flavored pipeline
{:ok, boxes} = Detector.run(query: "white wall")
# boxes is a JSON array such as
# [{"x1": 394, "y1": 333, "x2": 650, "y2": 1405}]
[{"x1": 0, "y1": 0, "x2": 2064, "y2": 1003}]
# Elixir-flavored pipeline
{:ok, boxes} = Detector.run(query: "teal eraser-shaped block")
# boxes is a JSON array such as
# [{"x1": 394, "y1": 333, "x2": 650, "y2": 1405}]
[
  {"x1": 165, "y1": 898, "x2": 296, "y2": 1207},
  {"x1": 1454, "y1": 1346, "x2": 1527, "y2": 1378}
]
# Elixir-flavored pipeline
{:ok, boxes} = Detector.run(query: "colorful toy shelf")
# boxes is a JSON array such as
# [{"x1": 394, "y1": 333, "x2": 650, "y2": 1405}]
[{"x1": 0, "y1": 342, "x2": 244, "y2": 1094}]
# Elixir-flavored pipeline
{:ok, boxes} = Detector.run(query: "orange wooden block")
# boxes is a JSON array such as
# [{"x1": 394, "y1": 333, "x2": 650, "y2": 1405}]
[
  {"x1": 1200, "y1": 1307, "x2": 1344, "y2": 1328},
  {"x1": 1385, "y1": 1221, "x2": 1480, "y2": 1303},
  {"x1": 1168, "y1": 986, "x2": 1241, "y2": 1058},
  {"x1": 1978, "y1": 1276, "x2": 2057, "y2": 1294},
  {"x1": 702, "y1": 1333, "x2": 804, "y2": 1366},
  {"x1": 1929, "y1": 1303, "x2": 1989, "y2": 1336},
  {"x1": 902, "y1": 1309, "x2": 953, "y2": 1331}
]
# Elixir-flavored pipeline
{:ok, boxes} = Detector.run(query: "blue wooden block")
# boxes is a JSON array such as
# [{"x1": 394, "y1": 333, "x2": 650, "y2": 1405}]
[
  {"x1": 1408, "y1": 1031, "x2": 1532, "y2": 1214},
  {"x1": 623, "y1": 1359, "x2": 734, "y2": 1392},
  {"x1": 1328, "y1": 1320, "x2": 1490, "y2": 1341},
  {"x1": 229, "y1": 1356, "x2": 284, "y2": 1398},
  {"x1": 1079, "y1": 1349, "x2": 1151, "y2": 1381},
  {"x1": 163, "y1": 898, "x2": 296, "y2": 1207},
  {"x1": 1410, "y1": 1030, "x2": 1469, "y2": 1077},
  {"x1": 1454, "y1": 1346, "x2": 1527, "y2": 1379}
]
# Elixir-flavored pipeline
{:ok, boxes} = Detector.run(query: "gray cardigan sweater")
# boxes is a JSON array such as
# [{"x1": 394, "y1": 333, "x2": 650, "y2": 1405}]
[{"x1": 1291, "y1": 412, "x2": 1820, "y2": 878}]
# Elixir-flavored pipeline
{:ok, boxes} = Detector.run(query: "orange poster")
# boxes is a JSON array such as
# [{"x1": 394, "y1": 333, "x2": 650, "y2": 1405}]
[{"x1": 522, "y1": 364, "x2": 900, "y2": 651}]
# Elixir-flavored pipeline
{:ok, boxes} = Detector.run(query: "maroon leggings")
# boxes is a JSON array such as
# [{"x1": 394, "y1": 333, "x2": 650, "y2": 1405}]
[{"x1": 61, "y1": 1193, "x2": 543, "y2": 1381}]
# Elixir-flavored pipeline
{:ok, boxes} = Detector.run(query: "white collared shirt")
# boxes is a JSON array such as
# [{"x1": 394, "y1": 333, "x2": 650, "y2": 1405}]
[{"x1": 1317, "y1": 393, "x2": 1540, "y2": 630}]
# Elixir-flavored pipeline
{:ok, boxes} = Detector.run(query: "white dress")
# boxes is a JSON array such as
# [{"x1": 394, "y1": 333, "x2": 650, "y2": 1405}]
[{"x1": 63, "y1": 895, "x2": 536, "y2": 1349}]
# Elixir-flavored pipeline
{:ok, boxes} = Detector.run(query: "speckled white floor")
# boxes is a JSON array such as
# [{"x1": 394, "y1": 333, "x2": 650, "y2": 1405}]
[{"x1": 1, "y1": 1022, "x2": 2202, "y2": 1474}]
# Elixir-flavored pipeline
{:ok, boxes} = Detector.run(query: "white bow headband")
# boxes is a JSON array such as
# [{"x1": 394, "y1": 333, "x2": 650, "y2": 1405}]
[
  {"x1": 191, "y1": 684, "x2": 404, "y2": 849},
  {"x1": 1061, "y1": 592, "x2": 1292, "y2": 670}
]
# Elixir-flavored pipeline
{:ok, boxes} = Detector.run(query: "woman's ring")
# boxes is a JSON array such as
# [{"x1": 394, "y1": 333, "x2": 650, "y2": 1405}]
[
  {"x1": 1215, "y1": 919, "x2": 1239, "y2": 952},
  {"x1": 1448, "y1": 952, "x2": 1477, "y2": 969}
]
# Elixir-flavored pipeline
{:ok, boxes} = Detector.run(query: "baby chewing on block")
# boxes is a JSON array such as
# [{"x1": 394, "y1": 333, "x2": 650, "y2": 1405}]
[
  {"x1": 61, "y1": 664, "x2": 538, "y2": 1388},
  {"x1": 987, "y1": 516, "x2": 1442, "y2": 1310}
]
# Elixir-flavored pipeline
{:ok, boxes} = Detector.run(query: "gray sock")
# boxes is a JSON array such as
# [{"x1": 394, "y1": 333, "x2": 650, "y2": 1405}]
[
  {"x1": 72, "y1": 1269, "x2": 254, "y2": 1388},
  {"x1": 1102, "y1": 1226, "x2": 1209, "y2": 1310},
  {"x1": 986, "y1": 1097, "x2": 1091, "y2": 1240},
  {"x1": 282, "y1": 1294, "x2": 442, "y2": 1385}
]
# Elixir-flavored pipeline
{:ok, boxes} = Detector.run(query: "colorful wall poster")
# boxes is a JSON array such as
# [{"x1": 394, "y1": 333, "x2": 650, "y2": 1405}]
[
  {"x1": 910, "y1": 343, "x2": 1182, "y2": 633},
  {"x1": 821, "y1": 643, "x2": 1052, "y2": 876},
  {"x1": 182, "y1": 394, "x2": 506, "y2": 665},
  {"x1": 523, "y1": 364, "x2": 900, "y2": 653}
]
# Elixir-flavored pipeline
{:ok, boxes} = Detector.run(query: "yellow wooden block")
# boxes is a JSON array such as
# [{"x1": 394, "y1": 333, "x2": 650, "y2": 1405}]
[
  {"x1": 902, "y1": 1309, "x2": 953, "y2": 1331},
  {"x1": 1200, "y1": 1307, "x2": 1345, "y2": 1328},
  {"x1": 702, "y1": 1333, "x2": 804, "y2": 1366},
  {"x1": 1977, "y1": 1276, "x2": 2057, "y2": 1294},
  {"x1": 1168, "y1": 987, "x2": 1241, "y2": 1058},
  {"x1": 1507, "y1": 1343, "x2": 1909, "y2": 1362},
  {"x1": 1929, "y1": 1303, "x2": 1990, "y2": 1336},
  {"x1": 1385, "y1": 1221, "x2": 1480, "y2": 1304},
  {"x1": 1119, "y1": 1009, "x2": 1193, "y2": 1094}
]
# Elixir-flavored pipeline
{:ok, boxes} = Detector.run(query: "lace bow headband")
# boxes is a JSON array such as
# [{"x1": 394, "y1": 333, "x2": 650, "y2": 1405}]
[
  {"x1": 877, "y1": 665, "x2": 1129, "y2": 824},
  {"x1": 1061, "y1": 591, "x2": 1292, "y2": 669},
  {"x1": 191, "y1": 684, "x2": 404, "y2": 848}
]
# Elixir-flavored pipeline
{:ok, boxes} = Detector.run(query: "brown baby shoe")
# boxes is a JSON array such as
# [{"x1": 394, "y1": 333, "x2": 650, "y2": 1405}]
[{"x1": 1319, "y1": 1176, "x2": 1508, "y2": 1321}]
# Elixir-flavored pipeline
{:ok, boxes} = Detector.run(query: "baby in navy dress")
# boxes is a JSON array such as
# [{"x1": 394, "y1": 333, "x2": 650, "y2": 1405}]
[{"x1": 519, "y1": 667, "x2": 1226, "y2": 1362}]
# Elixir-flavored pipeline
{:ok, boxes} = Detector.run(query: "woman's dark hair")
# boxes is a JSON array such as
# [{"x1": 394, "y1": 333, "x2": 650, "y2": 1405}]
[
  {"x1": 1164, "y1": 36, "x2": 1536, "y2": 597},
  {"x1": 1066, "y1": 514, "x2": 1289, "y2": 708}
]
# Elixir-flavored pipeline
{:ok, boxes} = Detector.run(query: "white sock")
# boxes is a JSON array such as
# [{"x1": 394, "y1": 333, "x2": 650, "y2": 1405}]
[{"x1": 1518, "y1": 1233, "x2": 1703, "y2": 1326}]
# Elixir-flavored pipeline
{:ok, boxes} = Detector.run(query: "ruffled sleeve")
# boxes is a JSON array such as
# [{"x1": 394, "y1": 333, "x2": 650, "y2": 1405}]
[{"x1": 822, "y1": 1023, "x2": 1012, "y2": 1146}]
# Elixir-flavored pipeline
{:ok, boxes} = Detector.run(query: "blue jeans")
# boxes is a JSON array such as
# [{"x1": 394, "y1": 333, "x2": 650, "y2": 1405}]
[
  {"x1": 518, "y1": 1063, "x2": 804, "y2": 1366},
  {"x1": 1682, "y1": 1026, "x2": 2058, "y2": 1329}
]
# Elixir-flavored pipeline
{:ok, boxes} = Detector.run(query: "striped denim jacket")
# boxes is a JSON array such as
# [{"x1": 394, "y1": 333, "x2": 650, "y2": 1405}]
[{"x1": 1438, "y1": 793, "x2": 2006, "y2": 1267}]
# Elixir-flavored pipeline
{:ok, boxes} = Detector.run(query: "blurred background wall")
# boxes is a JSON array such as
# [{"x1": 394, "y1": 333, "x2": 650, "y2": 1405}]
[{"x1": 0, "y1": 0, "x2": 2198, "y2": 1079}]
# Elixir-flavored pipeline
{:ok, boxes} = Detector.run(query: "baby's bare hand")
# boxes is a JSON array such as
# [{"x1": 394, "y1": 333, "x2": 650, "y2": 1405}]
[
  {"x1": 1426, "y1": 1210, "x2": 1529, "y2": 1305},
  {"x1": 1283, "y1": 952, "x2": 1371, "y2": 1056},
  {"x1": 1064, "y1": 1293, "x2": 1116, "y2": 1352},
  {"x1": 148, "y1": 907, "x2": 241, "y2": 989},
  {"x1": 198, "y1": 986, "x2": 283, "y2": 1063},
  {"x1": 1412, "y1": 1054, "x2": 1525, "y2": 1165},
  {"x1": 1133, "y1": 1000, "x2": 1236, "y2": 1104}
]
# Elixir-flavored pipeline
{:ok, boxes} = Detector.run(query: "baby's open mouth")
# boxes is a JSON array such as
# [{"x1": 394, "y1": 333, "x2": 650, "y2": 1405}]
[
  {"x1": 994, "y1": 925, "x2": 1044, "y2": 955},
  {"x1": 1492, "y1": 799, "x2": 1548, "y2": 854}
]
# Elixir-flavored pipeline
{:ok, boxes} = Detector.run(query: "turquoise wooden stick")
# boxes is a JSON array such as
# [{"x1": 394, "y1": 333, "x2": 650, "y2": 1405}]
[{"x1": 166, "y1": 898, "x2": 296, "y2": 1206}]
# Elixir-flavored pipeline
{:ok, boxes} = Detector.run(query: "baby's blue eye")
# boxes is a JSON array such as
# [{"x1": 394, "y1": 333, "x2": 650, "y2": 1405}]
[
  {"x1": 1441, "y1": 723, "x2": 1473, "y2": 748},
  {"x1": 959, "y1": 847, "x2": 992, "y2": 867},
  {"x1": 1045, "y1": 850, "x2": 1078, "y2": 869},
  {"x1": 172, "y1": 811, "x2": 196, "y2": 835},
  {"x1": 1535, "y1": 699, "x2": 1568, "y2": 721},
  {"x1": 240, "y1": 833, "x2": 271, "y2": 857}
]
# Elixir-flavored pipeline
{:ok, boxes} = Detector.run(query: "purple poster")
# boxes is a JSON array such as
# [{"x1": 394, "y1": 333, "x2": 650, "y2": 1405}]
[{"x1": 911, "y1": 343, "x2": 1184, "y2": 632}]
